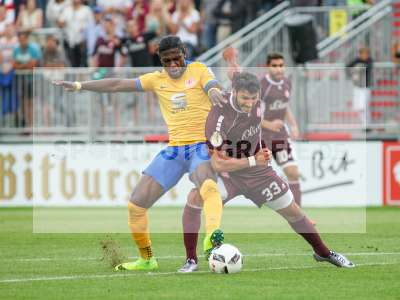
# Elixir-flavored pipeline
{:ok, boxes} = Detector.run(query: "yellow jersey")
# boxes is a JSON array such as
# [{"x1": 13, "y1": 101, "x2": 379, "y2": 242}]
[{"x1": 135, "y1": 61, "x2": 217, "y2": 146}]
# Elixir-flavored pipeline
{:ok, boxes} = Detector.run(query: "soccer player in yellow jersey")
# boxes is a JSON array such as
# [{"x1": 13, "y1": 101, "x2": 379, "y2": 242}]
[{"x1": 54, "y1": 36, "x2": 226, "y2": 271}]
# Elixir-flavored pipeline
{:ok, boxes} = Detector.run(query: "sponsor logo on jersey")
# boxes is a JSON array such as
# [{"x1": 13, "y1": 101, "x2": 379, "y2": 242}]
[
  {"x1": 185, "y1": 78, "x2": 196, "y2": 88},
  {"x1": 241, "y1": 124, "x2": 261, "y2": 140},
  {"x1": 269, "y1": 100, "x2": 288, "y2": 111},
  {"x1": 210, "y1": 131, "x2": 223, "y2": 147},
  {"x1": 171, "y1": 93, "x2": 187, "y2": 112}
]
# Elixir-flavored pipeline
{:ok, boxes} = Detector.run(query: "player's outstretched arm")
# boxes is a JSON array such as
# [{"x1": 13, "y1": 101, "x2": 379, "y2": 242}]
[
  {"x1": 52, "y1": 78, "x2": 140, "y2": 93},
  {"x1": 222, "y1": 47, "x2": 241, "y2": 81},
  {"x1": 210, "y1": 149, "x2": 271, "y2": 173}
]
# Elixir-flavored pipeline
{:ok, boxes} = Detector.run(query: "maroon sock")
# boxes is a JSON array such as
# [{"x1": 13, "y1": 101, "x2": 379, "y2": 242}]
[
  {"x1": 289, "y1": 216, "x2": 331, "y2": 258},
  {"x1": 182, "y1": 204, "x2": 201, "y2": 262},
  {"x1": 289, "y1": 182, "x2": 301, "y2": 207}
]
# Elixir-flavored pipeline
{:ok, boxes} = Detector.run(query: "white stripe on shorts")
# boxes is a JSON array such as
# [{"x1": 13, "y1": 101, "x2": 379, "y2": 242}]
[{"x1": 264, "y1": 189, "x2": 293, "y2": 211}]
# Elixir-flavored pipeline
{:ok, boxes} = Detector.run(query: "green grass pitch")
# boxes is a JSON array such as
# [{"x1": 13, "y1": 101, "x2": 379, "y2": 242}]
[{"x1": 0, "y1": 207, "x2": 399, "y2": 300}]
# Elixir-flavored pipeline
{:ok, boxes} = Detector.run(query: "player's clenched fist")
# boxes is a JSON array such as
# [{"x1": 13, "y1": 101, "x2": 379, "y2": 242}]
[
  {"x1": 255, "y1": 148, "x2": 272, "y2": 165},
  {"x1": 52, "y1": 80, "x2": 81, "y2": 91}
]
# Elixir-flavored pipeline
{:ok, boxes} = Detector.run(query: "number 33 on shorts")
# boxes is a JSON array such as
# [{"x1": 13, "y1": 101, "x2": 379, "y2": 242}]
[{"x1": 262, "y1": 181, "x2": 284, "y2": 202}]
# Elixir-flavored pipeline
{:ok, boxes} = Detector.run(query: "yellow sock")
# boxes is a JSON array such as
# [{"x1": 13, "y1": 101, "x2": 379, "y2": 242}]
[
  {"x1": 128, "y1": 202, "x2": 153, "y2": 260},
  {"x1": 199, "y1": 179, "x2": 223, "y2": 234}
]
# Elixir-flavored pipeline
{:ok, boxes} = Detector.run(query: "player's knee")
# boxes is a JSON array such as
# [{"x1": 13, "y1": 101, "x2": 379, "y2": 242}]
[
  {"x1": 191, "y1": 163, "x2": 217, "y2": 187},
  {"x1": 277, "y1": 200, "x2": 304, "y2": 223},
  {"x1": 187, "y1": 188, "x2": 203, "y2": 208},
  {"x1": 129, "y1": 188, "x2": 151, "y2": 209},
  {"x1": 284, "y1": 166, "x2": 300, "y2": 182}
]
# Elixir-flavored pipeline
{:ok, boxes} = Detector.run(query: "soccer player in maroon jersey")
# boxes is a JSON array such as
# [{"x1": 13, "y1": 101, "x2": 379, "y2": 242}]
[
  {"x1": 178, "y1": 72, "x2": 354, "y2": 272},
  {"x1": 260, "y1": 53, "x2": 302, "y2": 207},
  {"x1": 223, "y1": 49, "x2": 303, "y2": 207}
]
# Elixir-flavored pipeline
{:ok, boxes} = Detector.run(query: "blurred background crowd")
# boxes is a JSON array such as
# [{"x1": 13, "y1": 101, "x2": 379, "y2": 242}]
[{"x1": 0, "y1": 0, "x2": 382, "y2": 71}]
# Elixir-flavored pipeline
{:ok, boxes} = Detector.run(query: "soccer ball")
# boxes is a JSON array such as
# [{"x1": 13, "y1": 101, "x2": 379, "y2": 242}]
[{"x1": 208, "y1": 244, "x2": 243, "y2": 274}]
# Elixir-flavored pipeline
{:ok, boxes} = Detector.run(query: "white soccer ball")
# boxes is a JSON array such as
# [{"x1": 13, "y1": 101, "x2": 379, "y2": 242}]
[{"x1": 208, "y1": 244, "x2": 243, "y2": 274}]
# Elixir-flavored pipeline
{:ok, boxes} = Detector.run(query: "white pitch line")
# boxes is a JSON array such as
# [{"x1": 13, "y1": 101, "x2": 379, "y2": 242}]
[
  {"x1": 8, "y1": 252, "x2": 400, "y2": 262},
  {"x1": 0, "y1": 262, "x2": 399, "y2": 284}
]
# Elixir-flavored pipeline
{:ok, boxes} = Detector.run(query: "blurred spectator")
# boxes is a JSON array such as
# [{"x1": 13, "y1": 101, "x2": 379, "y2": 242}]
[
  {"x1": 166, "y1": 0, "x2": 177, "y2": 14},
  {"x1": 46, "y1": 0, "x2": 71, "y2": 27},
  {"x1": 347, "y1": 47, "x2": 373, "y2": 122},
  {"x1": 200, "y1": 0, "x2": 218, "y2": 50},
  {"x1": 58, "y1": 0, "x2": 94, "y2": 67},
  {"x1": 392, "y1": 41, "x2": 400, "y2": 65},
  {"x1": 1, "y1": 0, "x2": 15, "y2": 23},
  {"x1": 13, "y1": 30, "x2": 42, "y2": 127},
  {"x1": 0, "y1": 24, "x2": 19, "y2": 73},
  {"x1": 0, "y1": 24, "x2": 18, "y2": 123},
  {"x1": 43, "y1": 35, "x2": 66, "y2": 67},
  {"x1": 347, "y1": 47, "x2": 373, "y2": 87},
  {"x1": 96, "y1": 0, "x2": 131, "y2": 14},
  {"x1": 121, "y1": 19, "x2": 156, "y2": 67},
  {"x1": 126, "y1": 0, "x2": 150, "y2": 34},
  {"x1": 86, "y1": 6, "x2": 105, "y2": 58},
  {"x1": 145, "y1": 0, "x2": 170, "y2": 36},
  {"x1": 91, "y1": 15, "x2": 123, "y2": 68},
  {"x1": 16, "y1": 0, "x2": 44, "y2": 32},
  {"x1": 96, "y1": 0, "x2": 130, "y2": 36},
  {"x1": 214, "y1": 0, "x2": 246, "y2": 42},
  {"x1": 0, "y1": 4, "x2": 14, "y2": 36},
  {"x1": 169, "y1": 0, "x2": 200, "y2": 59}
]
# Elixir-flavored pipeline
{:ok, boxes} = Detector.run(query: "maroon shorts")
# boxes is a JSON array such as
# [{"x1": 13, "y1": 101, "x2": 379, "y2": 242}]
[
  {"x1": 263, "y1": 134, "x2": 295, "y2": 167},
  {"x1": 220, "y1": 166, "x2": 292, "y2": 209}
]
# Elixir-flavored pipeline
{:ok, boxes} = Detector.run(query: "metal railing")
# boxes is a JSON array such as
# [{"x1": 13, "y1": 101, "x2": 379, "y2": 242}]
[
  {"x1": 317, "y1": 0, "x2": 393, "y2": 63},
  {"x1": 293, "y1": 62, "x2": 400, "y2": 138},
  {"x1": 197, "y1": 1, "x2": 291, "y2": 67},
  {"x1": 0, "y1": 68, "x2": 166, "y2": 142},
  {"x1": 199, "y1": 3, "x2": 372, "y2": 68},
  {"x1": 1, "y1": 63, "x2": 399, "y2": 142}
]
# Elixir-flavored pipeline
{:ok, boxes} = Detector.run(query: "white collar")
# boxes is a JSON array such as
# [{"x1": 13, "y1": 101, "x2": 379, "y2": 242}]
[{"x1": 266, "y1": 74, "x2": 284, "y2": 86}]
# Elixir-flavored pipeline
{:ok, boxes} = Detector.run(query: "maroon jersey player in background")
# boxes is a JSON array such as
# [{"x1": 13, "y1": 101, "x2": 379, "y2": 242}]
[
  {"x1": 261, "y1": 53, "x2": 302, "y2": 207},
  {"x1": 178, "y1": 72, "x2": 355, "y2": 273},
  {"x1": 224, "y1": 49, "x2": 302, "y2": 207}
]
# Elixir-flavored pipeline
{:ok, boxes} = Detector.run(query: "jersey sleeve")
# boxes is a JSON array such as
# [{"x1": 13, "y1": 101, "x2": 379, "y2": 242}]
[
  {"x1": 205, "y1": 107, "x2": 228, "y2": 152},
  {"x1": 137, "y1": 72, "x2": 156, "y2": 91},
  {"x1": 198, "y1": 63, "x2": 218, "y2": 93}
]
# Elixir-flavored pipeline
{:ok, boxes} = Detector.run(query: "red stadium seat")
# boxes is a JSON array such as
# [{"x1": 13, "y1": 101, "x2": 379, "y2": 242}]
[
  {"x1": 369, "y1": 101, "x2": 400, "y2": 107},
  {"x1": 330, "y1": 111, "x2": 362, "y2": 119},
  {"x1": 377, "y1": 80, "x2": 398, "y2": 86},
  {"x1": 370, "y1": 111, "x2": 383, "y2": 120},
  {"x1": 371, "y1": 90, "x2": 399, "y2": 97},
  {"x1": 303, "y1": 132, "x2": 353, "y2": 141}
]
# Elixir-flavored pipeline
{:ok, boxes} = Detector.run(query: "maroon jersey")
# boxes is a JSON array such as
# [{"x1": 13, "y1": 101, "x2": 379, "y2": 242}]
[
  {"x1": 260, "y1": 75, "x2": 292, "y2": 139},
  {"x1": 205, "y1": 93, "x2": 262, "y2": 160},
  {"x1": 93, "y1": 37, "x2": 122, "y2": 67},
  {"x1": 205, "y1": 94, "x2": 290, "y2": 207}
]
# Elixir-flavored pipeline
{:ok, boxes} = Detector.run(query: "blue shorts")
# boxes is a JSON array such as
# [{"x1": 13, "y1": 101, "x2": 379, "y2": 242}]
[{"x1": 143, "y1": 142, "x2": 211, "y2": 192}]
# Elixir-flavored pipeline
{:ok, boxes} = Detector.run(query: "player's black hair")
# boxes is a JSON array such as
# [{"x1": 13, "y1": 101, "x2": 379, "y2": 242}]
[
  {"x1": 266, "y1": 53, "x2": 284, "y2": 65},
  {"x1": 158, "y1": 35, "x2": 186, "y2": 56},
  {"x1": 232, "y1": 72, "x2": 260, "y2": 94}
]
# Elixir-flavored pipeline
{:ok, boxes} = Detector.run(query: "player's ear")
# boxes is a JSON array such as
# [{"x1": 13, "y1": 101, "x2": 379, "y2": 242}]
[{"x1": 181, "y1": 45, "x2": 187, "y2": 59}]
